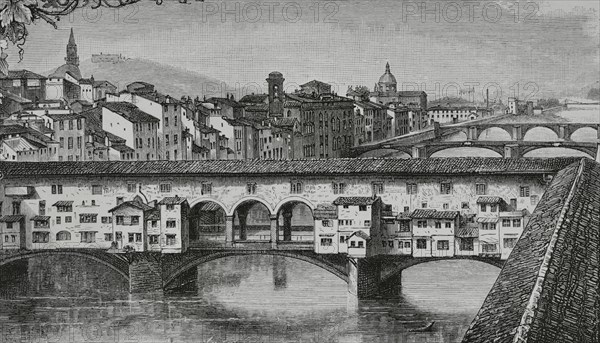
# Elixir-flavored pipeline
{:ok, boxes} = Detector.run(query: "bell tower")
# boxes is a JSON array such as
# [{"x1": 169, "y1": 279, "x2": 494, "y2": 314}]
[
  {"x1": 65, "y1": 28, "x2": 79, "y2": 67},
  {"x1": 266, "y1": 71, "x2": 284, "y2": 117}
]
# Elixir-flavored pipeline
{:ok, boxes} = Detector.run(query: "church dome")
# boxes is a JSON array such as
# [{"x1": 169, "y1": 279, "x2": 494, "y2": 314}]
[{"x1": 378, "y1": 62, "x2": 396, "y2": 85}]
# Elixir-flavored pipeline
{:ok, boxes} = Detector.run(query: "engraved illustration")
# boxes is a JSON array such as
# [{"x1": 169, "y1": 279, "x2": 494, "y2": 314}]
[{"x1": 0, "y1": 1, "x2": 598, "y2": 342}]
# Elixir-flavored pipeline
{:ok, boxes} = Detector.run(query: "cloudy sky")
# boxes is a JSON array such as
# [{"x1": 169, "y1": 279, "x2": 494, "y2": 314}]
[{"x1": 10, "y1": 0, "x2": 600, "y2": 100}]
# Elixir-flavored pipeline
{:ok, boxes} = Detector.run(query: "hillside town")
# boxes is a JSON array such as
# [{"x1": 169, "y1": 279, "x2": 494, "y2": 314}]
[{"x1": 0, "y1": 29, "x2": 513, "y2": 163}]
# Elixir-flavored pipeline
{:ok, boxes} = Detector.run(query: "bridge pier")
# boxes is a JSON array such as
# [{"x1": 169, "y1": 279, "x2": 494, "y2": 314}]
[
  {"x1": 558, "y1": 125, "x2": 570, "y2": 141},
  {"x1": 411, "y1": 145, "x2": 427, "y2": 159},
  {"x1": 512, "y1": 126, "x2": 522, "y2": 141},
  {"x1": 504, "y1": 144, "x2": 521, "y2": 158},
  {"x1": 347, "y1": 258, "x2": 384, "y2": 299},
  {"x1": 128, "y1": 252, "x2": 163, "y2": 294}
]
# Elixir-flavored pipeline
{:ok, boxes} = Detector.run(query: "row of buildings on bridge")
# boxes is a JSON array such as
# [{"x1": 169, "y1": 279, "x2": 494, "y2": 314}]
[
  {"x1": 0, "y1": 30, "x2": 499, "y2": 163},
  {"x1": 0, "y1": 158, "x2": 570, "y2": 261}
]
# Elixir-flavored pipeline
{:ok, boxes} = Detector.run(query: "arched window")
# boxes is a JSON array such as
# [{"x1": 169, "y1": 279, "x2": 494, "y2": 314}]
[{"x1": 56, "y1": 231, "x2": 71, "y2": 241}]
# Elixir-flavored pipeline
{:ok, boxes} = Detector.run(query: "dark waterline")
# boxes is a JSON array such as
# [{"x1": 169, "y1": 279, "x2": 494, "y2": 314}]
[{"x1": 0, "y1": 255, "x2": 499, "y2": 343}]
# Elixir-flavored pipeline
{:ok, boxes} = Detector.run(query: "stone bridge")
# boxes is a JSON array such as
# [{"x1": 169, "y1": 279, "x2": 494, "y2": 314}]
[
  {"x1": 352, "y1": 121, "x2": 600, "y2": 159},
  {"x1": 449, "y1": 122, "x2": 599, "y2": 142},
  {"x1": 0, "y1": 245, "x2": 508, "y2": 299}
]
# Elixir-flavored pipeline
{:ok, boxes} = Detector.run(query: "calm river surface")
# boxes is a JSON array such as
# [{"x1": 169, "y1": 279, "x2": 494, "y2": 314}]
[{"x1": 0, "y1": 254, "x2": 500, "y2": 343}]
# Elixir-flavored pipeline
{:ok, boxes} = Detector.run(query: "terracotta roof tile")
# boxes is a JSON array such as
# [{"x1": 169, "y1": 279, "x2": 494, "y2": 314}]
[{"x1": 0, "y1": 157, "x2": 584, "y2": 178}]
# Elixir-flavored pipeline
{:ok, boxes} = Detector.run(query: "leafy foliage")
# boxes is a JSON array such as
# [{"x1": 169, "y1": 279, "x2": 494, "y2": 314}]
[{"x1": 0, "y1": 0, "x2": 146, "y2": 75}]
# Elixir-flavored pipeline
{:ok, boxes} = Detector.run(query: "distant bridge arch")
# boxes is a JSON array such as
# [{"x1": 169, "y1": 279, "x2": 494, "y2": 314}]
[
  {"x1": 522, "y1": 147, "x2": 595, "y2": 158},
  {"x1": 522, "y1": 127, "x2": 560, "y2": 141},
  {"x1": 570, "y1": 126, "x2": 599, "y2": 142},
  {"x1": 427, "y1": 146, "x2": 504, "y2": 158},
  {"x1": 477, "y1": 127, "x2": 513, "y2": 141}
]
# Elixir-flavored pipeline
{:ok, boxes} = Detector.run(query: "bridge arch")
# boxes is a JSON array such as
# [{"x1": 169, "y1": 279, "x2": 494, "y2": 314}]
[
  {"x1": 477, "y1": 127, "x2": 512, "y2": 141},
  {"x1": 163, "y1": 250, "x2": 348, "y2": 289},
  {"x1": 379, "y1": 256, "x2": 504, "y2": 285},
  {"x1": 569, "y1": 126, "x2": 599, "y2": 142},
  {"x1": 273, "y1": 196, "x2": 315, "y2": 215},
  {"x1": 230, "y1": 197, "x2": 274, "y2": 242},
  {"x1": 522, "y1": 126, "x2": 560, "y2": 141},
  {"x1": 428, "y1": 146, "x2": 504, "y2": 158},
  {"x1": 275, "y1": 197, "x2": 315, "y2": 243},
  {"x1": 188, "y1": 199, "x2": 229, "y2": 247},
  {"x1": 522, "y1": 147, "x2": 594, "y2": 158},
  {"x1": 0, "y1": 250, "x2": 130, "y2": 281},
  {"x1": 228, "y1": 196, "x2": 273, "y2": 216},
  {"x1": 357, "y1": 148, "x2": 412, "y2": 158}
]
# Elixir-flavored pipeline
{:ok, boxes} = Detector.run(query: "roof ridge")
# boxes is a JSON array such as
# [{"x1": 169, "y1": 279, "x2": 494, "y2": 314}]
[{"x1": 511, "y1": 158, "x2": 587, "y2": 342}]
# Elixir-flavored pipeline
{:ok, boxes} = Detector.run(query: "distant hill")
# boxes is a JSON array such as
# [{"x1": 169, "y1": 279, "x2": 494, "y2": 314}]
[{"x1": 49, "y1": 58, "x2": 227, "y2": 99}]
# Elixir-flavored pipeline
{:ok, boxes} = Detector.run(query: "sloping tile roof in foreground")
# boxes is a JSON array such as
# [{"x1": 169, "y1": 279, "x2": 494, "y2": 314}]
[{"x1": 462, "y1": 158, "x2": 600, "y2": 343}]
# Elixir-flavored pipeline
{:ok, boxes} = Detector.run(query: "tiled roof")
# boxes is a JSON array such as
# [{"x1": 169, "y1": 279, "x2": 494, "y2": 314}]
[
  {"x1": 463, "y1": 159, "x2": 600, "y2": 343},
  {"x1": 0, "y1": 157, "x2": 584, "y2": 178},
  {"x1": 410, "y1": 209, "x2": 459, "y2": 219},
  {"x1": 239, "y1": 94, "x2": 268, "y2": 104},
  {"x1": 285, "y1": 93, "x2": 353, "y2": 104},
  {"x1": 52, "y1": 201, "x2": 73, "y2": 206},
  {"x1": 314, "y1": 204, "x2": 337, "y2": 219},
  {"x1": 108, "y1": 200, "x2": 153, "y2": 213},
  {"x1": 146, "y1": 208, "x2": 160, "y2": 221},
  {"x1": 158, "y1": 196, "x2": 187, "y2": 205},
  {"x1": 0, "y1": 215, "x2": 25, "y2": 223},
  {"x1": 46, "y1": 112, "x2": 85, "y2": 121},
  {"x1": 30, "y1": 215, "x2": 51, "y2": 221},
  {"x1": 101, "y1": 102, "x2": 159, "y2": 123},
  {"x1": 110, "y1": 144, "x2": 134, "y2": 153},
  {"x1": 2, "y1": 70, "x2": 46, "y2": 79},
  {"x1": 348, "y1": 230, "x2": 370, "y2": 241},
  {"x1": 456, "y1": 227, "x2": 479, "y2": 237},
  {"x1": 333, "y1": 196, "x2": 380, "y2": 206},
  {"x1": 476, "y1": 196, "x2": 504, "y2": 204}
]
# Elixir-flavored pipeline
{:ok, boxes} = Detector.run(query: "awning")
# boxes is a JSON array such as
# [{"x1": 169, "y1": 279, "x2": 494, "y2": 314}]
[
  {"x1": 456, "y1": 227, "x2": 479, "y2": 237},
  {"x1": 0, "y1": 215, "x2": 24, "y2": 223},
  {"x1": 199, "y1": 202, "x2": 223, "y2": 211},
  {"x1": 53, "y1": 201, "x2": 73, "y2": 207},
  {"x1": 477, "y1": 217, "x2": 499, "y2": 223},
  {"x1": 319, "y1": 233, "x2": 336, "y2": 237},
  {"x1": 30, "y1": 216, "x2": 51, "y2": 221}
]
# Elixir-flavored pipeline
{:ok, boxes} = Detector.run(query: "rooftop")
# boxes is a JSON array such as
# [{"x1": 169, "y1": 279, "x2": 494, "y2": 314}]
[
  {"x1": 462, "y1": 158, "x2": 600, "y2": 343},
  {"x1": 158, "y1": 196, "x2": 188, "y2": 205},
  {"x1": 0, "y1": 157, "x2": 584, "y2": 178},
  {"x1": 411, "y1": 209, "x2": 460, "y2": 219},
  {"x1": 1, "y1": 70, "x2": 46, "y2": 80},
  {"x1": 333, "y1": 196, "x2": 380, "y2": 206},
  {"x1": 101, "y1": 102, "x2": 159, "y2": 123},
  {"x1": 108, "y1": 200, "x2": 154, "y2": 213},
  {"x1": 476, "y1": 196, "x2": 505, "y2": 204},
  {"x1": 0, "y1": 215, "x2": 25, "y2": 223}
]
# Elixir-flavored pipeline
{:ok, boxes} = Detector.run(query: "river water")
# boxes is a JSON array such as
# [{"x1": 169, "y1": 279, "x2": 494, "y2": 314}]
[{"x1": 0, "y1": 254, "x2": 500, "y2": 343}]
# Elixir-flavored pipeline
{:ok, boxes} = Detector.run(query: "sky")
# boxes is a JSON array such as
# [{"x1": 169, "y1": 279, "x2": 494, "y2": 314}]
[{"x1": 8, "y1": 0, "x2": 600, "y2": 101}]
